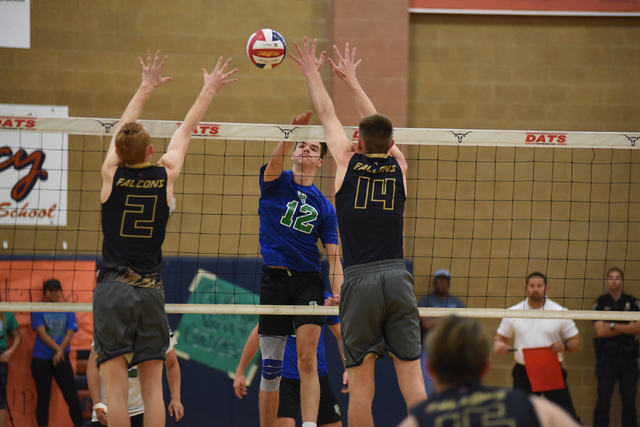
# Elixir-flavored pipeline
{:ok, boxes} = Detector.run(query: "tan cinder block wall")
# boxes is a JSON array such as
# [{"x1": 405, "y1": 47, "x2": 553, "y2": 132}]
[
  {"x1": 2, "y1": 3, "x2": 640, "y2": 424},
  {"x1": 408, "y1": 14, "x2": 640, "y2": 426}
]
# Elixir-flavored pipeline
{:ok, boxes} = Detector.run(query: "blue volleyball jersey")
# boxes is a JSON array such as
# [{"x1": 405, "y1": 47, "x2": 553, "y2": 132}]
[
  {"x1": 282, "y1": 292, "x2": 340, "y2": 379},
  {"x1": 259, "y1": 166, "x2": 338, "y2": 272}
]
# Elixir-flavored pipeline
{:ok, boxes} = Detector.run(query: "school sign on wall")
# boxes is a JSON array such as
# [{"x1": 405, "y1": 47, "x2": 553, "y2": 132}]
[{"x1": 0, "y1": 104, "x2": 68, "y2": 226}]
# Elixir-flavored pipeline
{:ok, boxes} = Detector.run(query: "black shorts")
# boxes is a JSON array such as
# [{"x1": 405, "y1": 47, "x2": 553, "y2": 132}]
[
  {"x1": 93, "y1": 281, "x2": 169, "y2": 368},
  {"x1": 258, "y1": 267, "x2": 325, "y2": 336},
  {"x1": 0, "y1": 362, "x2": 7, "y2": 409},
  {"x1": 277, "y1": 374, "x2": 342, "y2": 425},
  {"x1": 92, "y1": 413, "x2": 143, "y2": 427}
]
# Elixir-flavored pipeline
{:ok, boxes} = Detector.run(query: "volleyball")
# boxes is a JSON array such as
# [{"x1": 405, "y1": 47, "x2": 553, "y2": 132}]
[{"x1": 246, "y1": 29, "x2": 286, "y2": 69}]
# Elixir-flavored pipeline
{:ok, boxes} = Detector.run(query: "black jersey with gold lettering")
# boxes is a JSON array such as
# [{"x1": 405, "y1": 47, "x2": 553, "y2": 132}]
[
  {"x1": 335, "y1": 153, "x2": 405, "y2": 268},
  {"x1": 410, "y1": 384, "x2": 541, "y2": 427},
  {"x1": 98, "y1": 164, "x2": 170, "y2": 289}
]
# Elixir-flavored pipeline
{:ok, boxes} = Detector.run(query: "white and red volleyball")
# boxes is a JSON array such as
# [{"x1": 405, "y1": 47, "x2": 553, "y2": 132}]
[{"x1": 246, "y1": 29, "x2": 286, "y2": 69}]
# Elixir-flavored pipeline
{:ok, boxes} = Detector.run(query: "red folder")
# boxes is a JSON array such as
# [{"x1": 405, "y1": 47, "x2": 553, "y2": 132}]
[{"x1": 522, "y1": 347, "x2": 566, "y2": 392}]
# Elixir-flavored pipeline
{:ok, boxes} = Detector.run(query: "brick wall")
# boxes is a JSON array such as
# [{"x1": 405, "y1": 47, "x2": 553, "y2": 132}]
[{"x1": 1, "y1": 4, "x2": 640, "y2": 424}]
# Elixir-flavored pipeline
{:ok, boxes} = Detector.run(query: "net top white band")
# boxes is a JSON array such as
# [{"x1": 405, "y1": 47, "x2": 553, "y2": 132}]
[
  {"x1": 1, "y1": 302, "x2": 638, "y2": 321},
  {"x1": 1, "y1": 115, "x2": 639, "y2": 149}
]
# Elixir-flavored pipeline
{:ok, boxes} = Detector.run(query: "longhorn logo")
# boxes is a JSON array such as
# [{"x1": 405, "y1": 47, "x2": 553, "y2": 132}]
[
  {"x1": 96, "y1": 120, "x2": 119, "y2": 133},
  {"x1": 276, "y1": 126, "x2": 300, "y2": 139},
  {"x1": 623, "y1": 134, "x2": 640, "y2": 147},
  {"x1": 451, "y1": 131, "x2": 471, "y2": 143}
]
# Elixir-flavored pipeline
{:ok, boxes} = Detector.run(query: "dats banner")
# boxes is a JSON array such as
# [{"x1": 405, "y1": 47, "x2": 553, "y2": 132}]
[{"x1": 0, "y1": 104, "x2": 69, "y2": 227}]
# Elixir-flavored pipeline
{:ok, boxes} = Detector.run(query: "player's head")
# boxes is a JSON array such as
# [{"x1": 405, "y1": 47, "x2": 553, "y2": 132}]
[
  {"x1": 43, "y1": 278, "x2": 63, "y2": 302},
  {"x1": 525, "y1": 272, "x2": 548, "y2": 302},
  {"x1": 294, "y1": 141, "x2": 327, "y2": 158},
  {"x1": 358, "y1": 113, "x2": 393, "y2": 154},
  {"x1": 605, "y1": 267, "x2": 624, "y2": 293},
  {"x1": 115, "y1": 122, "x2": 153, "y2": 165},
  {"x1": 292, "y1": 141, "x2": 325, "y2": 170},
  {"x1": 427, "y1": 316, "x2": 490, "y2": 389}
]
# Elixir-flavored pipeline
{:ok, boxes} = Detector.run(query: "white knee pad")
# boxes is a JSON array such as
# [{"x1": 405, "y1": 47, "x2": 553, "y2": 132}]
[{"x1": 259, "y1": 335, "x2": 287, "y2": 392}]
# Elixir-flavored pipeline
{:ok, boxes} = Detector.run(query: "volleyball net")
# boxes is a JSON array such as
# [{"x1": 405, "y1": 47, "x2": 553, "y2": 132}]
[{"x1": 1, "y1": 116, "x2": 639, "y2": 321}]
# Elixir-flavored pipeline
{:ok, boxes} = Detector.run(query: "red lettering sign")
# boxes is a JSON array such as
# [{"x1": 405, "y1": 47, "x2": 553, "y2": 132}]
[
  {"x1": 0, "y1": 147, "x2": 48, "y2": 202},
  {"x1": 525, "y1": 133, "x2": 567, "y2": 146},
  {"x1": 0, "y1": 116, "x2": 36, "y2": 130}
]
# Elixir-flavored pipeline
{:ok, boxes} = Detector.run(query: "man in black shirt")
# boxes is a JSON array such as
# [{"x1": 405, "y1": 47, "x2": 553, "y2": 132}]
[
  {"x1": 398, "y1": 316, "x2": 581, "y2": 427},
  {"x1": 593, "y1": 267, "x2": 640, "y2": 427},
  {"x1": 94, "y1": 50, "x2": 237, "y2": 427},
  {"x1": 290, "y1": 39, "x2": 426, "y2": 426}
]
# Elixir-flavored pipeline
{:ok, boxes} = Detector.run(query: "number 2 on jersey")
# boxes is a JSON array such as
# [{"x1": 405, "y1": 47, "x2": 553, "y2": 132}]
[
  {"x1": 120, "y1": 195, "x2": 158, "y2": 238},
  {"x1": 280, "y1": 201, "x2": 318, "y2": 234}
]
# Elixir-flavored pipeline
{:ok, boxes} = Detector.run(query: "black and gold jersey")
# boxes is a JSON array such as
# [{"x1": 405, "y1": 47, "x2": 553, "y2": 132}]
[
  {"x1": 335, "y1": 153, "x2": 405, "y2": 268},
  {"x1": 410, "y1": 384, "x2": 541, "y2": 427},
  {"x1": 99, "y1": 164, "x2": 170, "y2": 289}
]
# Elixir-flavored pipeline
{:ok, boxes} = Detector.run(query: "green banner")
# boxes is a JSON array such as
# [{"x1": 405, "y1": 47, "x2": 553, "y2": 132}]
[{"x1": 174, "y1": 269, "x2": 260, "y2": 383}]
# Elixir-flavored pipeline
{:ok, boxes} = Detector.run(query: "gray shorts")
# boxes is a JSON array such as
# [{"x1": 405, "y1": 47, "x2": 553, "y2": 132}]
[
  {"x1": 340, "y1": 259, "x2": 421, "y2": 367},
  {"x1": 93, "y1": 281, "x2": 169, "y2": 367}
]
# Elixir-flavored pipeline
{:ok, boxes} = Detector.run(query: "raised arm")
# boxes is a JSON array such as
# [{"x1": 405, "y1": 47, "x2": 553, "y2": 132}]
[
  {"x1": 328, "y1": 43, "x2": 374, "y2": 118},
  {"x1": 329, "y1": 42, "x2": 407, "y2": 183},
  {"x1": 233, "y1": 323, "x2": 260, "y2": 399},
  {"x1": 263, "y1": 110, "x2": 313, "y2": 182},
  {"x1": 101, "y1": 50, "x2": 172, "y2": 202},
  {"x1": 158, "y1": 56, "x2": 238, "y2": 188},
  {"x1": 289, "y1": 37, "x2": 354, "y2": 189}
]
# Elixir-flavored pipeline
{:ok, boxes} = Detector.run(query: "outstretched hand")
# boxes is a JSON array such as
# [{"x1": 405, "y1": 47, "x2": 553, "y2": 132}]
[
  {"x1": 288, "y1": 37, "x2": 326, "y2": 78},
  {"x1": 138, "y1": 49, "x2": 173, "y2": 88},
  {"x1": 202, "y1": 57, "x2": 239, "y2": 94},
  {"x1": 328, "y1": 42, "x2": 361, "y2": 85},
  {"x1": 291, "y1": 110, "x2": 313, "y2": 126}
]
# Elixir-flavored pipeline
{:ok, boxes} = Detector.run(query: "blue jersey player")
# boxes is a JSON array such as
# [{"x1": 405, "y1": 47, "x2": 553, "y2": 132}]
[
  {"x1": 234, "y1": 292, "x2": 348, "y2": 427},
  {"x1": 257, "y1": 110, "x2": 344, "y2": 427}
]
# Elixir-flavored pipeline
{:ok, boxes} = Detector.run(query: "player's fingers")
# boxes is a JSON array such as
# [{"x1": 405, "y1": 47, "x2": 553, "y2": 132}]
[
  {"x1": 345, "y1": 42, "x2": 350, "y2": 61},
  {"x1": 310, "y1": 38, "x2": 318, "y2": 57},
  {"x1": 137, "y1": 56, "x2": 145, "y2": 69},
  {"x1": 214, "y1": 56, "x2": 225, "y2": 72},
  {"x1": 153, "y1": 49, "x2": 162, "y2": 66},
  {"x1": 224, "y1": 67, "x2": 239, "y2": 78},
  {"x1": 287, "y1": 51, "x2": 301, "y2": 64},
  {"x1": 146, "y1": 50, "x2": 152, "y2": 67},
  {"x1": 354, "y1": 59, "x2": 362, "y2": 68},
  {"x1": 161, "y1": 76, "x2": 173, "y2": 83},
  {"x1": 158, "y1": 54, "x2": 169, "y2": 70},
  {"x1": 332, "y1": 44, "x2": 342, "y2": 61},
  {"x1": 351, "y1": 46, "x2": 357, "y2": 62}
]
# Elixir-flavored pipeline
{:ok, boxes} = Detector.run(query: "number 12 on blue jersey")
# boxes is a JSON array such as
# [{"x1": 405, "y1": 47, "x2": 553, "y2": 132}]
[{"x1": 280, "y1": 200, "x2": 318, "y2": 234}]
